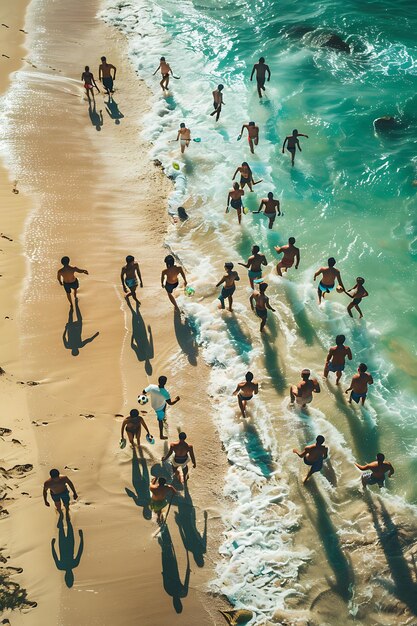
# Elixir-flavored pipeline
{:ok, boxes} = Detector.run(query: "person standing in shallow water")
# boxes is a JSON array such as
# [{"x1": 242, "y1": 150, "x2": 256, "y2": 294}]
[
  {"x1": 121, "y1": 255, "x2": 143, "y2": 304},
  {"x1": 253, "y1": 192, "x2": 280, "y2": 229},
  {"x1": 153, "y1": 56, "x2": 174, "y2": 91},
  {"x1": 313, "y1": 257, "x2": 346, "y2": 304},
  {"x1": 324, "y1": 334, "x2": 352, "y2": 384},
  {"x1": 345, "y1": 363, "x2": 373, "y2": 405},
  {"x1": 161, "y1": 254, "x2": 187, "y2": 312},
  {"x1": 216, "y1": 262, "x2": 240, "y2": 312},
  {"x1": 274, "y1": 237, "x2": 300, "y2": 276},
  {"x1": 226, "y1": 182, "x2": 245, "y2": 224},
  {"x1": 98, "y1": 56, "x2": 116, "y2": 98},
  {"x1": 282, "y1": 129, "x2": 309, "y2": 166},
  {"x1": 238, "y1": 245, "x2": 267, "y2": 289},
  {"x1": 210, "y1": 84, "x2": 225, "y2": 122},
  {"x1": 176, "y1": 122, "x2": 191, "y2": 154},
  {"x1": 346, "y1": 277, "x2": 369, "y2": 318},
  {"x1": 232, "y1": 371, "x2": 259, "y2": 418},
  {"x1": 293, "y1": 435, "x2": 328, "y2": 484},
  {"x1": 250, "y1": 282, "x2": 275, "y2": 332},
  {"x1": 250, "y1": 57, "x2": 271, "y2": 98},
  {"x1": 57, "y1": 256, "x2": 89, "y2": 307},
  {"x1": 290, "y1": 369, "x2": 320, "y2": 407},
  {"x1": 355, "y1": 452, "x2": 394, "y2": 489}
]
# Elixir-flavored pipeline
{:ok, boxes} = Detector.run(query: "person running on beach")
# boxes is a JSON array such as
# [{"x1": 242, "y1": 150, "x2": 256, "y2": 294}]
[
  {"x1": 161, "y1": 254, "x2": 187, "y2": 312},
  {"x1": 355, "y1": 453, "x2": 394, "y2": 489},
  {"x1": 162, "y1": 432, "x2": 196, "y2": 483},
  {"x1": 313, "y1": 257, "x2": 346, "y2": 304},
  {"x1": 98, "y1": 56, "x2": 116, "y2": 97},
  {"x1": 226, "y1": 182, "x2": 245, "y2": 224},
  {"x1": 81, "y1": 66, "x2": 99, "y2": 102},
  {"x1": 143, "y1": 376, "x2": 180, "y2": 440},
  {"x1": 290, "y1": 369, "x2": 320, "y2": 408},
  {"x1": 120, "y1": 409, "x2": 152, "y2": 449},
  {"x1": 250, "y1": 282, "x2": 275, "y2": 332},
  {"x1": 216, "y1": 262, "x2": 240, "y2": 312},
  {"x1": 232, "y1": 371, "x2": 259, "y2": 418},
  {"x1": 43, "y1": 469, "x2": 78, "y2": 516},
  {"x1": 238, "y1": 245, "x2": 267, "y2": 289},
  {"x1": 121, "y1": 255, "x2": 143, "y2": 304},
  {"x1": 293, "y1": 435, "x2": 328, "y2": 484},
  {"x1": 253, "y1": 192, "x2": 280, "y2": 229},
  {"x1": 210, "y1": 84, "x2": 225, "y2": 122},
  {"x1": 153, "y1": 56, "x2": 173, "y2": 91},
  {"x1": 176, "y1": 123, "x2": 191, "y2": 154},
  {"x1": 238, "y1": 121, "x2": 259, "y2": 154},
  {"x1": 57, "y1": 257, "x2": 89, "y2": 306},
  {"x1": 275, "y1": 237, "x2": 300, "y2": 276},
  {"x1": 345, "y1": 363, "x2": 373, "y2": 405},
  {"x1": 346, "y1": 277, "x2": 369, "y2": 319},
  {"x1": 324, "y1": 334, "x2": 352, "y2": 384},
  {"x1": 282, "y1": 129, "x2": 309, "y2": 167},
  {"x1": 232, "y1": 162, "x2": 262, "y2": 192},
  {"x1": 150, "y1": 476, "x2": 177, "y2": 524},
  {"x1": 250, "y1": 57, "x2": 271, "y2": 98}
]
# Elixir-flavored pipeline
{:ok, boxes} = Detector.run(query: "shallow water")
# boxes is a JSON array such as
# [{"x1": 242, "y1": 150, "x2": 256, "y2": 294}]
[{"x1": 44, "y1": 0, "x2": 417, "y2": 621}]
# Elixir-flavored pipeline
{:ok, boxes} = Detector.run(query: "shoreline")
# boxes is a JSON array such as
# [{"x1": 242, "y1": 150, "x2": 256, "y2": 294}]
[{"x1": 0, "y1": 0, "x2": 229, "y2": 624}]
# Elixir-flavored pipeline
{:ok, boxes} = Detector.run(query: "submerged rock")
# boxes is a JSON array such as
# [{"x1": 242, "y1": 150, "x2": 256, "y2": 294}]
[
  {"x1": 373, "y1": 116, "x2": 398, "y2": 131},
  {"x1": 321, "y1": 33, "x2": 351, "y2": 53}
]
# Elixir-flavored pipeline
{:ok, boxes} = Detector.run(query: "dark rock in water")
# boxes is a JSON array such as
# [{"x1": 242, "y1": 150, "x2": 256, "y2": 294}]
[
  {"x1": 322, "y1": 33, "x2": 350, "y2": 53},
  {"x1": 219, "y1": 609, "x2": 254, "y2": 625},
  {"x1": 373, "y1": 116, "x2": 398, "y2": 131},
  {"x1": 286, "y1": 25, "x2": 314, "y2": 38},
  {"x1": 177, "y1": 206, "x2": 188, "y2": 221}
]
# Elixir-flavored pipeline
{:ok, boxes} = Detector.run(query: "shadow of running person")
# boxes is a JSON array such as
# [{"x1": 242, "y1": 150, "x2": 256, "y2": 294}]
[
  {"x1": 174, "y1": 488, "x2": 207, "y2": 567},
  {"x1": 62, "y1": 301, "x2": 99, "y2": 356},
  {"x1": 51, "y1": 517, "x2": 84, "y2": 588},
  {"x1": 88, "y1": 101, "x2": 103, "y2": 131},
  {"x1": 158, "y1": 525, "x2": 190, "y2": 613},
  {"x1": 365, "y1": 492, "x2": 417, "y2": 615},
  {"x1": 173, "y1": 310, "x2": 198, "y2": 366},
  {"x1": 125, "y1": 447, "x2": 152, "y2": 520},
  {"x1": 105, "y1": 97, "x2": 124, "y2": 124},
  {"x1": 127, "y1": 299, "x2": 154, "y2": 375}
]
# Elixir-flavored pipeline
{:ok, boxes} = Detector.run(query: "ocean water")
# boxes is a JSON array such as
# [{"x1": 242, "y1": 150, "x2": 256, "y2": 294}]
[{"x1": 102, "y1": 0, "x2": 417, "y2": 623}]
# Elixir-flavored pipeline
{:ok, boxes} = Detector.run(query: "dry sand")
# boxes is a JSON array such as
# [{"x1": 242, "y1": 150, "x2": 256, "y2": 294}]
[{"x1": 0, "y1": 0, "x2": 229, "y2": 624}]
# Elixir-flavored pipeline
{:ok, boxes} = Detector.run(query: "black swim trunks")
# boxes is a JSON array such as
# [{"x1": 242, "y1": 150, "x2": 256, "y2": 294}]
[
  {"x1": 63, "y1": 279, "x2": 79, "y2": 294},
  {"x1": 255, "y1": 307, "x2": 267, "y2": 319},
  {"x1": 165, "y1": 281, "x2": 179, "y2": 294}
]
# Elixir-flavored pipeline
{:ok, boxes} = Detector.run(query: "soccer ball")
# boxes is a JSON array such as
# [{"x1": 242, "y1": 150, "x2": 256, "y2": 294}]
[{"x1": 137, "y1": 394, "x2": 148, "y2": 405}]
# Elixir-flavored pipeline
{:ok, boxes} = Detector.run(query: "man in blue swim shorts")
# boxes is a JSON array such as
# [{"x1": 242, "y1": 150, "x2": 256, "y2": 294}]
[
  {"x1": 216, "y1": 262, "x2": 240, "y2": 312},
  {"x1": 121, "y1": 254, "x2": 143, "y2": 304},
  {"x1": 238, "y1": 245, "x2": 267, "y2": 289},
  {"x1": 345, "y1": 362, "x2": 374, "y2": 405},
  {"x1": 313, "y1": 257, "x2": 346, "y2": 304},
  {"x1": 143, "y1": 375, "x2": 180, "y2": 440},
  {"x1": 293, "y1": 435, "x2": 328, "y2": 484},
  {"x1": 43, "y1": 468, "x2": 78, "y2": 515},
  {"x1": 99, "y1": 56, "x2": 116, "y2": 98}
]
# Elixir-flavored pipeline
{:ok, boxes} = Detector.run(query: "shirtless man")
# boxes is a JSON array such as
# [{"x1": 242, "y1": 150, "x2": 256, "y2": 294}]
[
  {"x1": 120, "y1": 408, "x2": 152, "y2": 449},
  {"x1": 161, "y1": 254, "x2": 187, "y2": 311},
  {"x1": 313, "y1": 257, "x2": 346, "y2": 304},
  {"x1": 238, "y1": 245, "x2": 267, "y2": 288},
  {"x1": 250, "y1": 57, "x2": 271, "y2": 98},
  {"x1": 324, "y1": 334, "x2": 352, "y2": 384},
  {"x1": 216, "y1": 262, "x2": 240, "y2": 312},
  {"x1": 232, "y1": 162, "x2": 262, "y2": 192},
  {"x1": 282, "y1": 129, "x2": 309, "y2": 166},
  {"x1": 150, "y1": 476, "x2": 177, "y2": 524},
  {"x1": 250, "y1": 282, "x2": 275, "y2": 332},
  {"x1": 355, "y1": 453, "x2": 394, "y2": 489},
  {"x1": 57, "y1": 256, "x2": 89, "y2": 306},
  {"x1": 275, "y1": 237, "x2": 300, "y2": 276},
  {"x1": 98, "y1": 56, "x2": 116, "y2": 97},
  {"x1": 153, "y1": 56, "x2": 173, "y2": 91},
  {"x1": 81, "y1": 66, "x2": 99, "y2": 102},
  {"x1": 226, "y1": 182, "x2": 245, "y2": 225},
  {"x1": 162, "y1": 432, "x2": 196, "y2": 483},
  {"x1": 43, "y1": 469, "x2": 78, "y2": 516},
  {"x1": 253, "y1": 192, "x2": 280, "y2": 229},
  {"x1": 238, "y1": 121, "x2": 259, "y2": 154},
  {"x1": 121, "y1": 255, "x2": 143, "y2": 303},
  {"x1": 232, "y1": 371, "x2": 259, "y2": 418},
  {"x1": 210, "y1": 84, "x2": 225, "y2": 122},
  {"x1": 345, "y1": 363, "x2": 373, "y2": 405},
  {"x1": 293, "y1": 435, "x2": 328, "y2": 484},
  {"x1": 176, "y1": 122, "x2": 191, "y2": 154},
  {"x1": 290, "y1": 369, "x2": 320, "y2": 408},
  {"x1": 346, "y1": 277, "x2": 369, "y2": 319}
]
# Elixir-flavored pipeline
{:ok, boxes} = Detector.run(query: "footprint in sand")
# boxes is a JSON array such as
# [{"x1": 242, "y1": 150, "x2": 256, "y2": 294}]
[
  {"x1": 64, "y1": 465, "x2": 79, "y2": 471},
  {"x1": 32, "y1": 420, "x2": 48, "y2": 427},
  {"x1": 2, "y1": 54, "x2": 10, "y2": 59},
  {"x1": 18, "y1": 380, "x2": 39, "y2": 386},
  {"x1": 0, "y1": 367, "x2": 5, "y2": 375},
  {"x1": 0, "y1": 508, "x2": 9, "y2": 518},
  {"x1": 12, "y1": 439, "x2": 22, "y2": 445},
  {"x1": 6, "y1": 566, "x2": 23, "y2": 573},
  {"x1": 1, "y1": 24, "x2": 10, "y2": 28},
  {"x1": 19, "y1": 29, "x2": 28, "y2": 34},
  {"x1": 1, "y1": 234, "x2": 13, "y2": 241},
  {"x1": 0, "y1": 464, "x2": 33, "y2": 479},
  {"x1": 0, "y1": 428, "x2": 12, "y2": 437},
  {"x1": 80, "y1": 413, "x2": 94, "y2": 419}
]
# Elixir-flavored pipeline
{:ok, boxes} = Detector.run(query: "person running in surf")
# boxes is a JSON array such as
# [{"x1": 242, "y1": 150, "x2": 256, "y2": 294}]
[
  {"x1": 216, "y1": 262, "x2": 240, "y2": 312},
  {"x1": 282, "y1": 129, "x2": 309, "y2": 166},
  {"x1": 275, "y1": 237, "x2": 300, "y2": 276},
  {"x1": 232, "y1": 371, "x2": 259, "y2": 418},
  {"x1": 346, "y1": 277, "x2": 369, "y2": 319},
  {"x1": 293, "y1": 435, "x2": 328, "y2": 484},
  {"x1": 253, "y1": 192, "x2": 280, "y2": 229},
  {"x1": 238, "y1": 121, "x2": 259, "y2": 154},
  {"x1": 250, "y1": 282, "x2": 275, "y2": 332},
  {"x1": 176, "y1": 123, "x2": 191, "y2": 154},
  {"x1": 238, "y1": 245, "x2": 267, "y2": 289},
  {"x1": 162, "y1": 432, "x2": 196, "y2": 483},
  {"x1": 313, "y1": 257, "x2": 346, "y2": 304},
  {"x1": 324, "y1": 334, "x2": 352, "y2": 384},
  {"x1": 153, "y1": 56, "x2": 173, "y2": 91},
  {"x1": 98, "y1": 56, "x2": 116, "y2": 98},
  {"x1": 250, "y1": 57, "x2": 271, "y2": 98},
  {"x1": 210, "y1": 84, "x2": 225, "y2": 122},
  {"x1": 121, "y1": 255, "x2": 143, "y2": 304},
  {"x1": 81, "y1": 66, "x2": 100, "y2": 102},
  {"x1": 345, "y1": 363, "x2": 373, "y2": 405},
  {"x1": 355, "y1": 453, "x2": 394, "y2": 489},
  {"x1": 226, "y1": 182, "x2": 245, "y2": 224},
  {"x1": 232, "y1": 162, "x2": 262, "y2": 192},
  {"x1": 290, "y1": 369, "x2": 320, "y2": 408},
  {"x1": 161, "y1": 254, "x2": 187, "y2": 312}
]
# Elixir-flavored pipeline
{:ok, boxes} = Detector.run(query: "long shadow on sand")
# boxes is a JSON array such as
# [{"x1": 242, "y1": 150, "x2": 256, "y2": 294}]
[
  {"x1": 105, "y1": 98, "x2": 124, "y2": 124},
  {"x1": 51, "y1": 517, "x2": 84, "y2": 588},
  {"x1": 88, "y1": 101, "x2": 103, "y2": 131},
  {"x1": 158, "y1": 525, "x2": 190, "y2": 614},
  {"x1": 284, "y1": 283, "x2": 318, "y2": 346},
  {"x1": 243, "y1": 420, "x2": 274, "y2": 477},
  {"x1": 174, "y1": 310, "x2": 198, "y2": 366},
  {"x1": 261, "y1": 318, "x2": 286, "y2": 394},
  {"x1": 224, "y1": 314, "x2": 252, "y2": 365},
  {"x1": 127, "y1": 300, "x2": 154, "y2": 375},
  {"x1": 175, "y1": 488, "x2": 207, "y2": 567},
  {"x1": 62, "y1": 301, "x2": 99, "y2": 356},
  {"x1": 125, "y1": 448, "x2": 151, "y2": 520},
  {"x1": 365, "y1": 492, "x2": 417, "y2": 615}
]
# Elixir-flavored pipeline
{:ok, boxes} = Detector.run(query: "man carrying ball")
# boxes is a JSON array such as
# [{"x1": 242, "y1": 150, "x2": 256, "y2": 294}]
[{"x1": 142, "y1": 375, "x2": 180, "y2": 440}]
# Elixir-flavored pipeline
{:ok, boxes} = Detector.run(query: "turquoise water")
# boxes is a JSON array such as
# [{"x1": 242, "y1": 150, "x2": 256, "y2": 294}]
[{"x1": 104, "y1": 0, "x2": 417, "y2": 621}]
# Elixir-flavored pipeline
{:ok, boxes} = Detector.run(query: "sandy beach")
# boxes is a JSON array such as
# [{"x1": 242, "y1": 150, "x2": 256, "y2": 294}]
[{"x1": 0, "y1": 0, "x2": 229, "y2": 624}]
